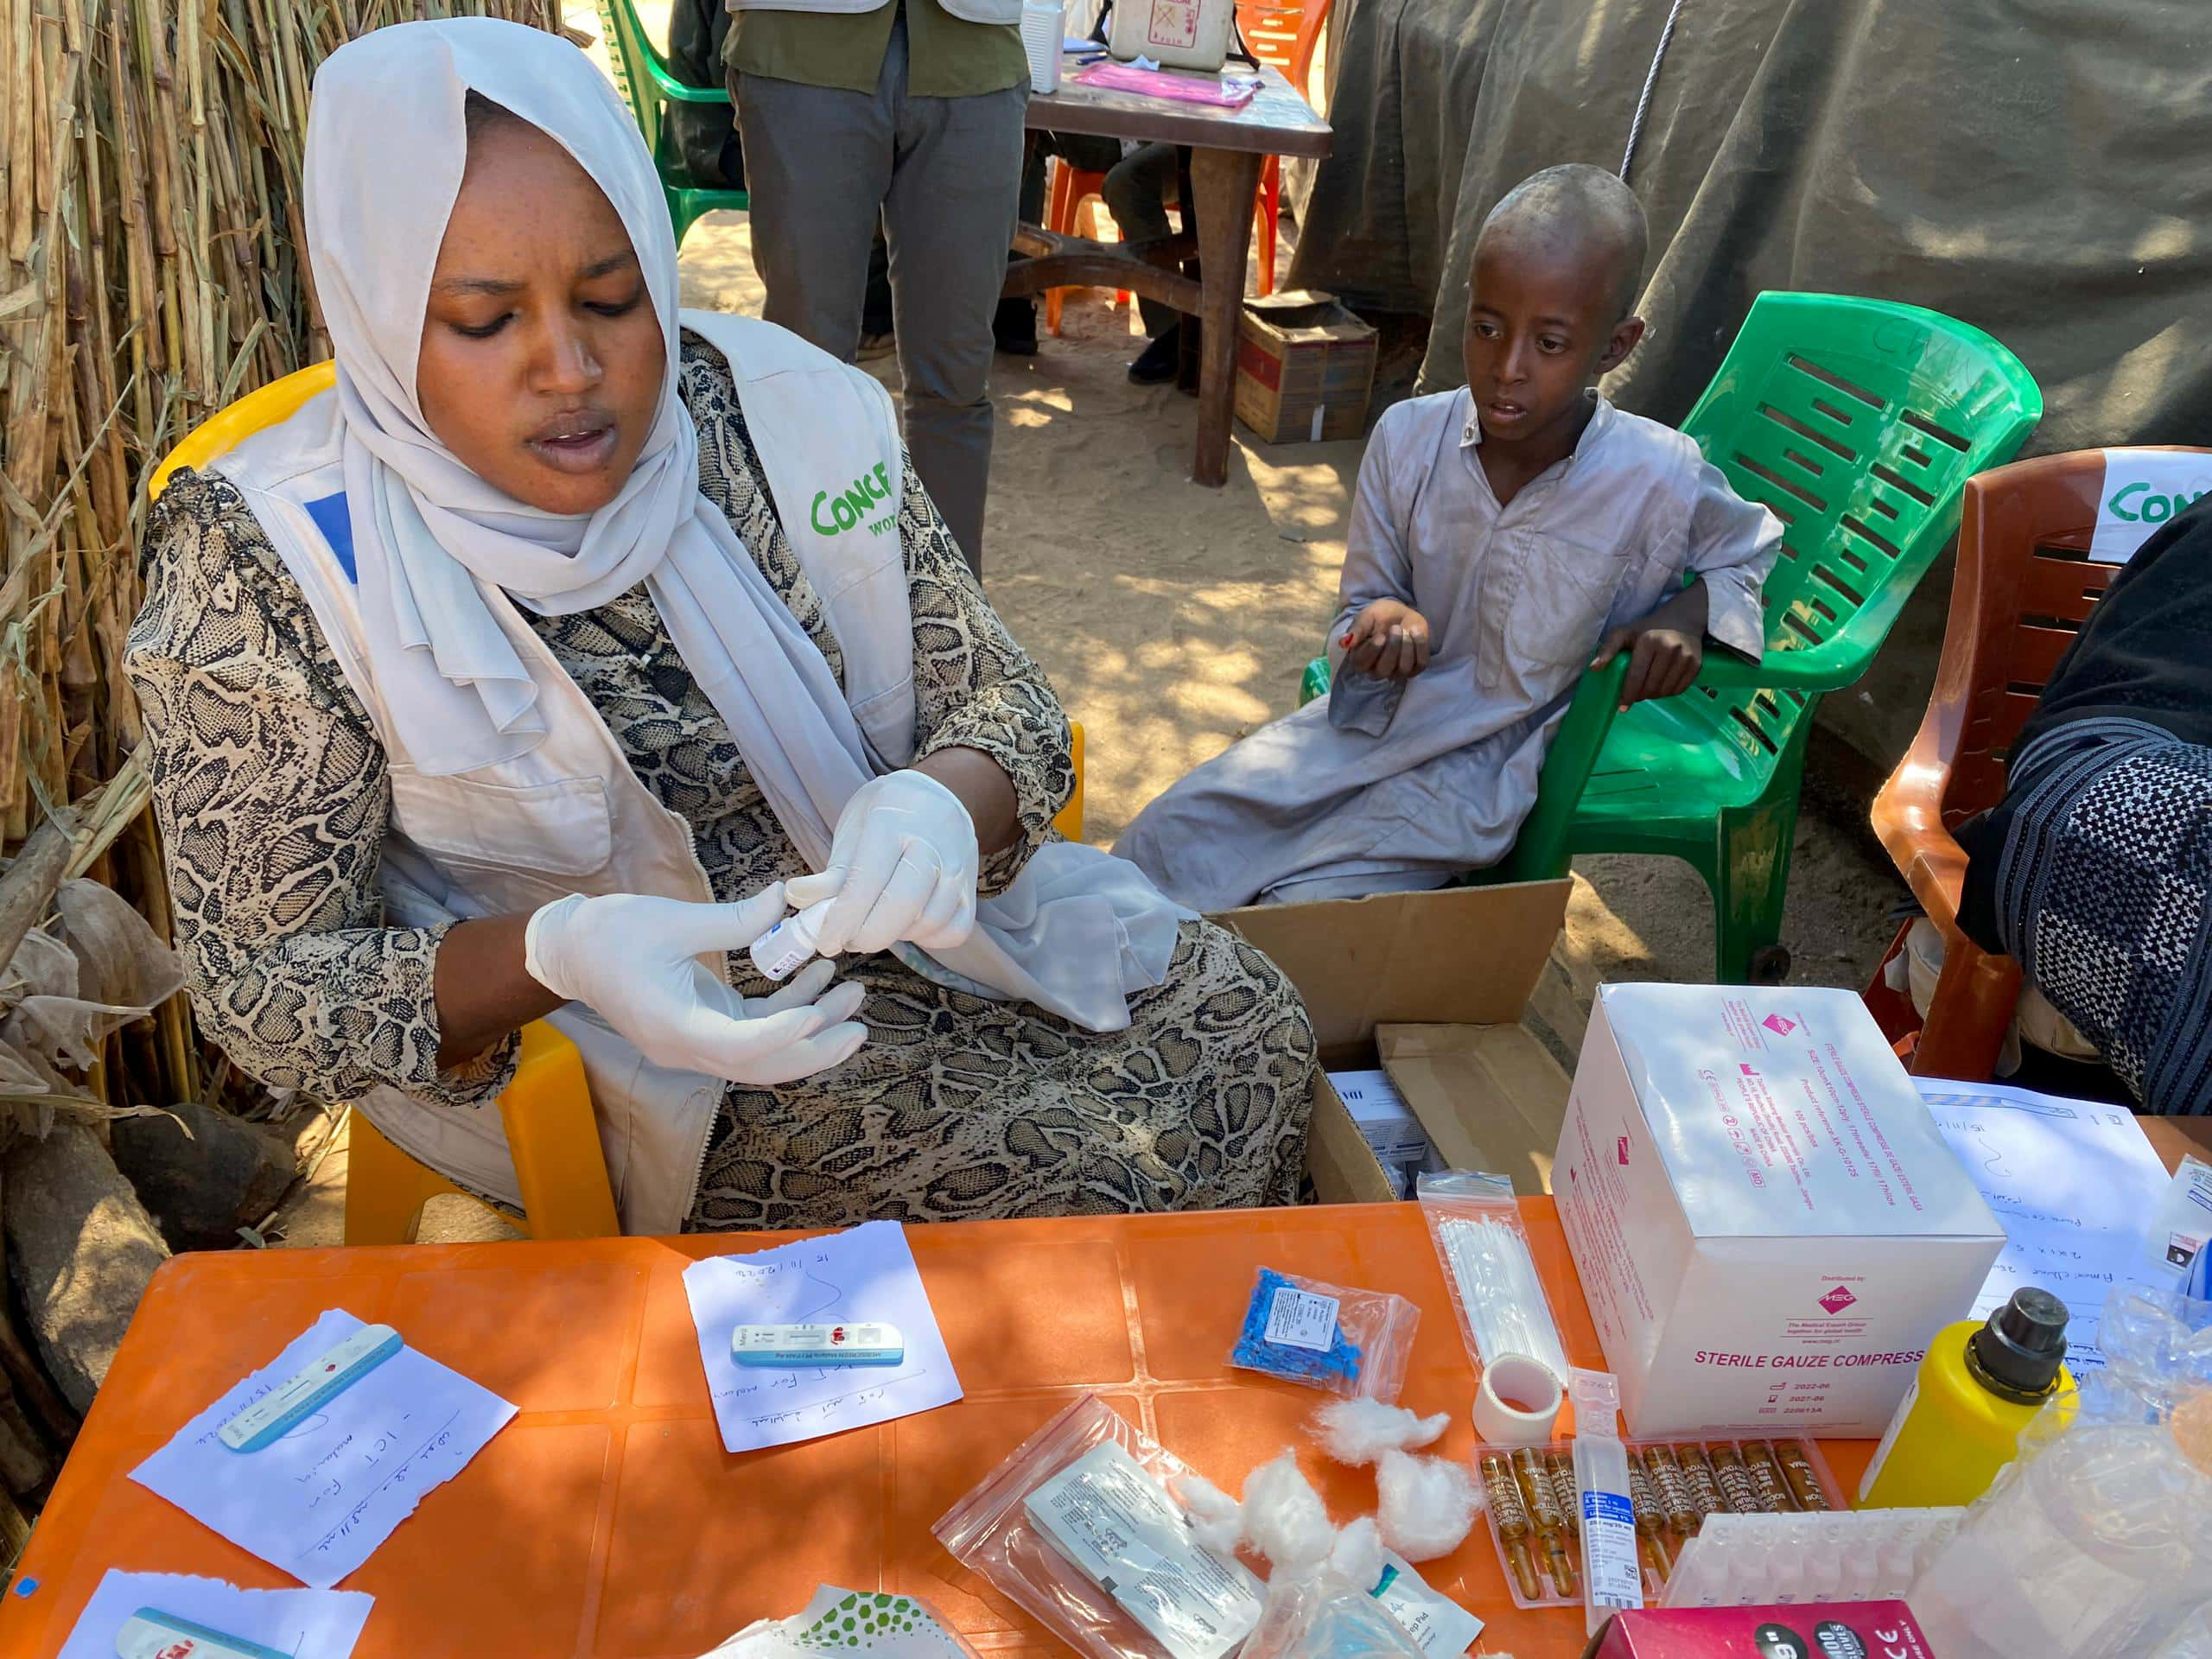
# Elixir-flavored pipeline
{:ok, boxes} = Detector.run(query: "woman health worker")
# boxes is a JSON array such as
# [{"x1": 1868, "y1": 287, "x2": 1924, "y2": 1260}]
[{"x1": 126, "y1": 20, "x2": 1316, "y2": 1232}]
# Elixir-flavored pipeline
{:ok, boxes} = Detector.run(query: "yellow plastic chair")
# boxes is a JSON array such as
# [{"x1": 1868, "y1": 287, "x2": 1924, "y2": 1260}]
[{"x1": 149, "y1": 365, "x2": 1090, "y2": 1244}]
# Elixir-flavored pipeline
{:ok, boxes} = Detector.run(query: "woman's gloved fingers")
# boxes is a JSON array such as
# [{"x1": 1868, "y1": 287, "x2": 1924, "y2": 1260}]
[
  {"x1": 673, "y1": 1000, "x2": 835, "y2": 1081},
  {"x1": 910, "y1": 868, "x2": 975, "y2": 949},
  {"x1": 809, "y1": 978, "x2": 868, "y2": 1027},
  {"x1": 782, "y1": 868, "x2": 843, "y2": 912},
  {"x1": 844, "y1": 847, "x2": 940, "y2": 956},
  {"x1": 740, "y1": 1018, "x2": 869, "y2": 1085},
  {"x1": 653, "y1": 883, "x2": 791, "y2": 954},
  {"x1": 756, "y1": 957, "x2": 838, "y2": 1012}
]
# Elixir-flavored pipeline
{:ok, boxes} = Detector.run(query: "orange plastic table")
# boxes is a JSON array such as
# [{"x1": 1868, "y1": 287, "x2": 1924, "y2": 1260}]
[{"x1": 0, "y1": 1202, "x2": 1874, "y2": 1657}]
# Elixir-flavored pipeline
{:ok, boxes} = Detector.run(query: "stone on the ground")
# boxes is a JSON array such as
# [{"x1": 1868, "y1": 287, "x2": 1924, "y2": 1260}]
[
  {"x1": 3, "y1": 1124, "x2": 169, "y2": 1414},
  {"x1": 111, "y1": 1101, "x2": 296, "y2": 1253}
]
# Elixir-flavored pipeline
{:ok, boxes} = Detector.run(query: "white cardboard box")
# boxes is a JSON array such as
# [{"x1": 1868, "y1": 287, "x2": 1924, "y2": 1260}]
[{"x1": 1553, "y1": 984, "x2": 2005, "y2": 1436}]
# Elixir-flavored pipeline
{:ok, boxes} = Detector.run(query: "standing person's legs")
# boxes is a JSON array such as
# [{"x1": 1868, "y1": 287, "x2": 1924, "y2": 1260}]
[
  {"x1": 880, "y1": 52, "x2": 1026, "y2": 575},
  {"x1": 1103, "y1": 141, "x2": 1181, "y2": 338},
  {"x1": 734, "y1": 67, "x2": 895, "y2": 362}
]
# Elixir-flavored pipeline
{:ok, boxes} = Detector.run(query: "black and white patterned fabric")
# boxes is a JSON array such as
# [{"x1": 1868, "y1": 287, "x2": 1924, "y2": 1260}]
[{"x1": 1986, "y1": 715, "x2": 2212, "y2": 1115}]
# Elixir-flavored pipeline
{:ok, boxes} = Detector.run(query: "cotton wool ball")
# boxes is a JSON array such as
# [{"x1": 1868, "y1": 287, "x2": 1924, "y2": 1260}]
[
  {"x1": 1172, "y1": 1471, "x2": 1246, "y2": 1554},
  {"x1": 1311, "y1": 1396, "x2": 1452, "y2": 1465},
  {"x1": 1325, "y1": 1515, "x2": 1386, "y2": 1592},
  {"x1": 1240, "y1": 1451, "x2": 1338, "y2": 1571},
  {"x1": 1375, "y1": 1449, "x2": 1480, "y2": 1561}
]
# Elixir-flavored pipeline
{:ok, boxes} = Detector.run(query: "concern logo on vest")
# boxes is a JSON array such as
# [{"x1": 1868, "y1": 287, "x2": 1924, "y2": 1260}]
[{"x1": 811, "y1": 463, "x2": 896, "y2": 539}]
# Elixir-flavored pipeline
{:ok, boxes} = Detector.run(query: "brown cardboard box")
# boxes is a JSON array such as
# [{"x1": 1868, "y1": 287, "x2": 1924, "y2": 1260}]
[
  {"x1": 1217, "y1": 880, "x2": 1573, "y2": 1204},
  {"x1": 1234, "y1": 289, "x2": 1378, "y2": 444},
  {"x1": 1376, "y1": 1022, "x2": 1571, "y2": 1197}
]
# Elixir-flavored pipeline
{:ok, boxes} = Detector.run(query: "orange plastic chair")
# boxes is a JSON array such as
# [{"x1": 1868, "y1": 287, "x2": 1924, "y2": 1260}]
[
  {"x1": 1042, "y1": 159, "x2": 1130, "y2": 337},
  {"x1": 1236, "y1": 0, "x2": 1332, "y2": 296},
  {"x1": 1863, "y1": 447, "x2": 2211, "y2": 1080}
]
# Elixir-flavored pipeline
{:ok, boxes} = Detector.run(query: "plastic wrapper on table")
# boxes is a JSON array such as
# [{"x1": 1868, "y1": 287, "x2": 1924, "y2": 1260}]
[{"x1": 1228, "y1": 1268, "x2": 1419, "y2": 1402}]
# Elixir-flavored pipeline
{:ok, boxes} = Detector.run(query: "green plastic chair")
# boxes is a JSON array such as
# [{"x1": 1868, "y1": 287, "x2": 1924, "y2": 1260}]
[
  {"x1": 1568, "y1": 292, "x2": 2042, "y2": 982},
  {"x1": 596, "y1": 0, "x2": 748, "y2": 249},
  {"x1": 1296, "y1": 655, "x2": 1627, "y2": 885}
]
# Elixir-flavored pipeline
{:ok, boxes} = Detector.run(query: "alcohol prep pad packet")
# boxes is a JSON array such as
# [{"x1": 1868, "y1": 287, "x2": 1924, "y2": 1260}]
[{"x1": 933, "y1": 1394, "x2": 1262, "y2": 1659}]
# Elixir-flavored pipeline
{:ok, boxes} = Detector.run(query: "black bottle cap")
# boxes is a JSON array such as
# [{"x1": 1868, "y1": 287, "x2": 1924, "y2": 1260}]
[{"x1": 1966, "y1": 1287, "x2": 2069, "y2": 1403}]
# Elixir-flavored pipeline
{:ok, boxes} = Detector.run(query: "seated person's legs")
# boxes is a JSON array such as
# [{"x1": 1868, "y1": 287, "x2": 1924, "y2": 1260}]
[{"x1": 1104, "y1": 142, "x2": 1186, "y2": 383}]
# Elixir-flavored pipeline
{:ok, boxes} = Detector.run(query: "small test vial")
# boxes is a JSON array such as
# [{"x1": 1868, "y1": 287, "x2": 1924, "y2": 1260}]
[
  {"x1": 1643, "y1": 1445, "x2": 1699, "y2": 1536},
  {"x1": 1772, "y1": 1440, "x2": 1831, "y2": 1511},
  {"x1": 1624, "y1": 1455, "x2": 1673, "y2": 1577},
  {"x1": 1542, "y1": 1449, "x2": 1581, "y2": 1540},
  {"x1": 1511, "y1": 1446, "x2": 1578, "y2": 1596},
  {"x1": 748, "y1": 897, "x2": 836, "y2": 982},
  {"x1": 1480, "y1": 1451, "x2": 1543, "y2": 1601},
  {"x1": 1706, "y1": 1442, "x2": 1767, "y2": 1513},
  {"x1": 1741, "y1": 1441, "x2": 1799, "y2": 1512},
  {"x1": 1675, "y1": 1443, "x2": 1726, "y2": 1524}
]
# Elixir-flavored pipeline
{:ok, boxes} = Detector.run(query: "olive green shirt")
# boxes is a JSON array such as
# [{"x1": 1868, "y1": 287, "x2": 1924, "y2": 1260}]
[{"x1": 728, "y1": 0, "x2": 1027, "y2": 99}]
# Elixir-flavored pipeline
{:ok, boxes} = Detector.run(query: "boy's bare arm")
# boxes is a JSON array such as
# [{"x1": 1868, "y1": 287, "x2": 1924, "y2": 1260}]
[{"x1": 1592, "y1": 579, "x2": 1710, "y2": 709}]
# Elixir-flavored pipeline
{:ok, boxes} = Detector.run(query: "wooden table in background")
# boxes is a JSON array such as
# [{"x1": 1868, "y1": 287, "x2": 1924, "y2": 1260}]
[{"x1": 1006, "y1": 66, "x2": 1332, "y2": 487}]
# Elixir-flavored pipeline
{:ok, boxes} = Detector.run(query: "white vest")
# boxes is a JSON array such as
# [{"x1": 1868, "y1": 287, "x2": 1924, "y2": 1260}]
[
  {"x1": 728, "y1": 0, "x2": 1023, "y2": 31},
  {"x1": 213, "y1": 318, "x2": 910, "y2": 1235}
]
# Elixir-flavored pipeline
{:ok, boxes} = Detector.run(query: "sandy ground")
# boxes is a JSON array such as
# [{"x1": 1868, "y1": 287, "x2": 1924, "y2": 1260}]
[{"x1": 269, "y1": 22, "x2": 1902, "y2": 1246}]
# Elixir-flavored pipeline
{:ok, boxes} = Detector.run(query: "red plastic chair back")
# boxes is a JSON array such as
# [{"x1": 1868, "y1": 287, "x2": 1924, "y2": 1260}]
[{"x1": 1935, "y1": 450, "x2": 2209, "y2": 825}]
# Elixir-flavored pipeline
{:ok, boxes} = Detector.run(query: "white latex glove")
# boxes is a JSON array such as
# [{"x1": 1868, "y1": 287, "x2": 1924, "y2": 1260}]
[
  {"x1": 784, "y1": 770, "x2": 979, "y2": 957},
  {"x1": 523, "y1": 884, "x2": 868, "y2": 1084}
]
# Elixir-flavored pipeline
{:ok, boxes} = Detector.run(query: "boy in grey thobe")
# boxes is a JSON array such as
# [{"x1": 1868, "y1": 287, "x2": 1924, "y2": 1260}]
[{"x1": 1116, "y1": 166, "x2": 1782, "y2": 912}]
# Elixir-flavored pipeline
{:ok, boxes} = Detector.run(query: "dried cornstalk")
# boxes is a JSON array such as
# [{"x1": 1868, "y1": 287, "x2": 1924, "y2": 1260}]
[{"x1": 0, "y1": 0, "x2": 567, "y2": 1123}]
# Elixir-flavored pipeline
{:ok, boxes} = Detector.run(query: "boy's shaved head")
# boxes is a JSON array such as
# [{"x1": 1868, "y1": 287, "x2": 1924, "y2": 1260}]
[{"x1": 1476, "y1": 164, "x2": 1648, "y2": 322}]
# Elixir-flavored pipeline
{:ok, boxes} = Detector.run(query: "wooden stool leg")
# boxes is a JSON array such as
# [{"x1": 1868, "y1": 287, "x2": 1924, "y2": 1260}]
[{"x1": 342, "y1": 1110, "x2": 454, "y2": 1246}]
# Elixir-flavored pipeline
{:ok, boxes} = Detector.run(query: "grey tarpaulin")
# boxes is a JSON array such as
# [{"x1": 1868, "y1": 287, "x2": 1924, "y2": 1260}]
[{"x1": 1289, "y1": 0, "x2": 2212, "y2": 761}]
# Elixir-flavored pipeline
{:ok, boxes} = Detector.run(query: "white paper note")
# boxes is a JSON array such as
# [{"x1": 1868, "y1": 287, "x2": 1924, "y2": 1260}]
[
  {"x1": 1918, "y1": 1079, "x2": 2173, "y2": 1369},
  {"x1": 59, "y1": 1570, "x2": 372, "y2": 1659},
  {"x1": 2090, "y1": 449, "x2": 2212, "y2": 563},
  {"x1": 131, "y1": 1308, "x2": 517, "y2": 1587},
  {"x1": 683, "y1": 1220, "x2": 962, "y2": 1454}
]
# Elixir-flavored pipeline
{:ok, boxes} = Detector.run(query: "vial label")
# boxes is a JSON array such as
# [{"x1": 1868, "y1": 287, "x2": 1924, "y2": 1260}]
[{"x1": 1580, "y1": 1491, "x2": 1643, "y2": 1612}]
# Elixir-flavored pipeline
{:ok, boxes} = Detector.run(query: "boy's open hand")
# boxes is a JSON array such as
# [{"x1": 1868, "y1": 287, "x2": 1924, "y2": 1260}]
[{"x1": 1340, "y1": 599, "x2": 1432, "y2": 680}]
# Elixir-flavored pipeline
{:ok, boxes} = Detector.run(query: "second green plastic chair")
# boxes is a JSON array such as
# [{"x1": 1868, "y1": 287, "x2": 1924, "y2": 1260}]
[
  {"x1": 1569, "y1": 292, "x2": 2042, "y2": 982},
  {"x1": 596, "y1": 0, "x2": 747, "y2": 249}
]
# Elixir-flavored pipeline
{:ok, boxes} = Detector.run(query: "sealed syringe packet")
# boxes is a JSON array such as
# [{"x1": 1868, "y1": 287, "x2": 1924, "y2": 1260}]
[
  {"x1": 1228, "y1": 1267, "x2": 1420, "y2": 1402},
  {"x1": 1415, "y1": 1169, "x2": 1571, "y2": 1388},
  {"x1": 931, "y1": 1394, "x2": 1263, "y2": 1659}
]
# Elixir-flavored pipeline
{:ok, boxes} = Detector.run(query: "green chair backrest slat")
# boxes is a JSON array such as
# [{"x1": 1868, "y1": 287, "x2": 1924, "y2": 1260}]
[
  {"x1": 1673, "y1": 292, "x2": 2043, "y2": 774},
  {"x1": 597, "y1": 0, "x2": 726, "y2": 194}
]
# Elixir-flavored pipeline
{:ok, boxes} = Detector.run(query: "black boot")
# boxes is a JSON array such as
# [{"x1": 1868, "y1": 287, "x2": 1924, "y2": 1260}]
[
  {"x1": 1128, "y1": 323, "x2": 1182, "y2": 385},
  {"x1": 995, "y1": 296, "x2": 1039, "y2": 356}
]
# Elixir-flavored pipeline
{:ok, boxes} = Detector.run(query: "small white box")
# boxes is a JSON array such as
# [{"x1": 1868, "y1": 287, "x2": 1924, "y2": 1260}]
[
  {"x1": 1328, "y1": 1068, "x2": 1432, "y2": 1163},
  {"x1": 1553, "y1": 984, "x2": 2005, "y2": 1436}
]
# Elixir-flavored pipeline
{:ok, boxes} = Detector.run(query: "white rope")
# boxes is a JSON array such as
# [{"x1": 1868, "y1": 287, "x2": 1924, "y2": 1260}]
[{"x1": 1621, "y1": 0, "x2": 1687, "y2": 184}]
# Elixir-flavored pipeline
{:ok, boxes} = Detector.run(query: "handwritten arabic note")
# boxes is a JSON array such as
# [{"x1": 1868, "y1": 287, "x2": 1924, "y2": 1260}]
[
  {"x1": 1918, "y1": 1079, "x2": 2171, "y2": 1369},
  {"x1": 683, "y1": 1220, "x2": 962, "y2": 1454},
  {"x1": 59, "y1": 1570, "x2": 373, "y2": 1659},
  {"x1": 131, "y1": 1308, "x2": 516, "y2": 1587}
]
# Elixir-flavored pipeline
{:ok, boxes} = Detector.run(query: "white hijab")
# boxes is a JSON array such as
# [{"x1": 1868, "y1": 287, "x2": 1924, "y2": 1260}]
[{"x1": 300, "y1": 20, "x2": 1187, "y2": 1031}]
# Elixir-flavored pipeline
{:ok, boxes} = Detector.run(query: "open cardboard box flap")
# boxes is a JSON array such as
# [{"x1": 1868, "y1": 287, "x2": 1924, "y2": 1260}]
[
  {"x1": 1215, "y1": 880, "x2": 1573, "y2": 1204},
  {"x1": 1375, "y1": 1023, "x2": 1569, "y2": 1197}
]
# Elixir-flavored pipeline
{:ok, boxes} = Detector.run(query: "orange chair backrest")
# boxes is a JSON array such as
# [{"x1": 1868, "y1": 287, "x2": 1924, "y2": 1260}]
[
  {"x1": 1936, "y1": 448, "x2": 2210, "y2": 826},
  {"x1": 1235, "y1": 0, "x2": 1331, "y2": 98}
]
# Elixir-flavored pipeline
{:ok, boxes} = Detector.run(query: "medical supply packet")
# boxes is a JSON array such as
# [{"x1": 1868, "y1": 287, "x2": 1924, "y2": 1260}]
[
  {"x1": 933, "y1": 1394, "x2": 1262, "y2": 1659},
  {"x1": 1228, "y1": 1267, "x2": 1420, "y2": 1402}
]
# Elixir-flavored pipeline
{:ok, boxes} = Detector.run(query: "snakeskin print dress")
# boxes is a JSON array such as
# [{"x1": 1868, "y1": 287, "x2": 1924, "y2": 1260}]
[{"x1": 124, "y1": 338, "x2": 1316, "y2": 1229}]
